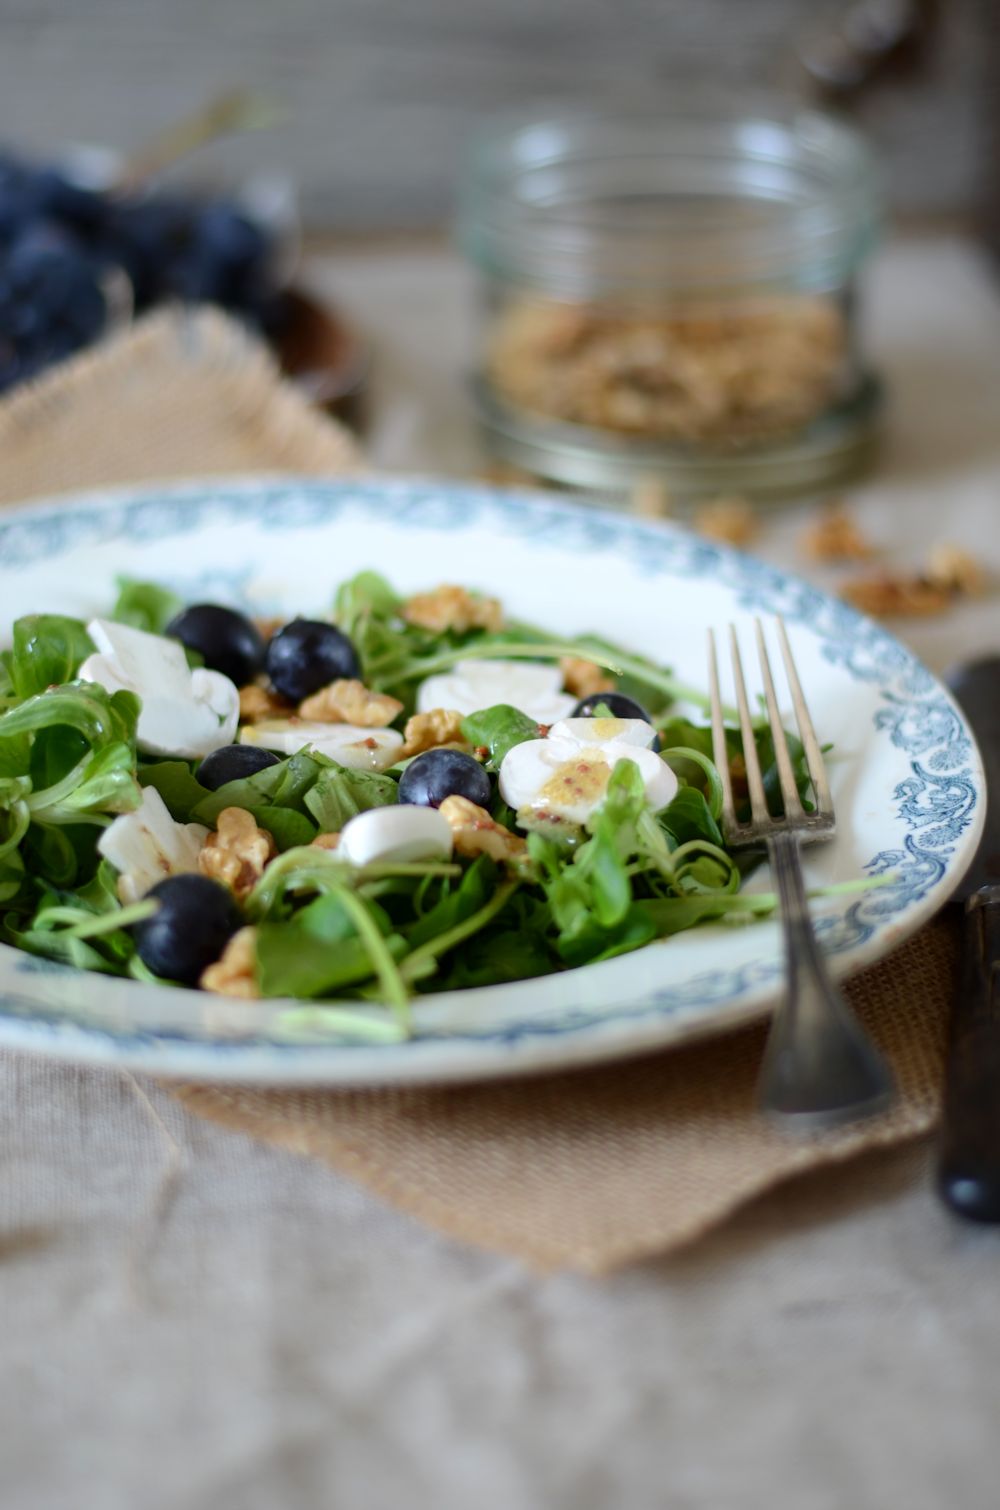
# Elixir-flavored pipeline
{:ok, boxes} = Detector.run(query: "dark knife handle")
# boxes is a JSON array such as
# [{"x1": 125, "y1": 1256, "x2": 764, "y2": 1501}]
[{"x1": 937, "y1": 885, "x2": 1000, "y2": 1222}]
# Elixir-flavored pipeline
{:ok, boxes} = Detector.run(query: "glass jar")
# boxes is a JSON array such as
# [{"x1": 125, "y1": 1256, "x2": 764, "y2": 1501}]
[{"x1": 458, "y1": 102, "x2": 882, "y2": 504}]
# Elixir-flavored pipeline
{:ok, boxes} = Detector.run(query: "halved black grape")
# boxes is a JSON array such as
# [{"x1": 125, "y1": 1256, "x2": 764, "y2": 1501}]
[
  {"x1": 166, "y1": 604, "x2": 265, "y2": 686},
  {"x1": 133, "y1": 874, "x2": 242, "y2": 985},
  {"x1": 398, "y1": 748, "x2": 491, "y2": 810},
  {"x1": 196, "y1": 744, "x2": 281, "y2": 791},
  {"x1": 265, "y1": 619, "x2": 360, "y2": 702}
]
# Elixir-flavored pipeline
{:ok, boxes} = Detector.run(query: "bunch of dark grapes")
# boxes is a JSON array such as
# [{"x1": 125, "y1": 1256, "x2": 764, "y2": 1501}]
[{"x1": 0, "y1": 153, "x2": 282, "y2": 395}]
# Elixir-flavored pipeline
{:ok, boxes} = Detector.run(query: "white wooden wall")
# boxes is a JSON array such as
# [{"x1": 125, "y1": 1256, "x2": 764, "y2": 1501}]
[{"x1": 0, "y1": 0, "x2": 986, "y2": 227}]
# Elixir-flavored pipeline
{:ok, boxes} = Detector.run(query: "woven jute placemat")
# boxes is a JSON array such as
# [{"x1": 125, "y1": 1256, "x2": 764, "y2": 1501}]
[{"x1": 0, "y1": 308, "x2": 956, "y2": 1272}]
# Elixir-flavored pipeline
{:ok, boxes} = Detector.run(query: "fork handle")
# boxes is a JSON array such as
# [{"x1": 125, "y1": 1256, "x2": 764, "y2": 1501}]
[
  {"x1": 936, "y1": 886, "x2": 1000, "y2": 1222},
  {"x1": 758, "y1": 831, "x2": 896, "y2": 1128}
]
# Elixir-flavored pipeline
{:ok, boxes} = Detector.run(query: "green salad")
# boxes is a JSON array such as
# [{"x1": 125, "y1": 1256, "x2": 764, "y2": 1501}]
[{"x1": 0, "y1": 570, "x2": 820, "y2": 1037}]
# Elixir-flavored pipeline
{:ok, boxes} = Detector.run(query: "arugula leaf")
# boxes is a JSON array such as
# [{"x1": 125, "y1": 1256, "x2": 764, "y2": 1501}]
[
  {"x1": 0, "y1": 651, "x2": 14, "y2": 706},
  {"x1": 110, "y1": 577, "x2": 184, "y2": 636},
  {"x1": 139, "y1": 759, "x2": 317, "y2": 849},
  {"x1": 304, "y1": 766, "x2": 398, "y2": 833},
  {"x1": 138, "y1": 761, "x2": 211, "y2": 821},
  {"x1": 8, "y1": 616, "x2": 94, "y2": 700},
  {"x1": 20, "y1": 823, "x2": 85, "y2": 887},
  {"x1": 526, "y1": 763, "x2": 650, "y2": 964},
  {"x1": 0, "y1": 776, "x2": 31, "y2": 860},
  {"x1": 256, "y1": 891, "x2": 404, "y2": 999},
  {"x1": 443, "y1": 925, "x2": 555, "y2": 987},
  {"x1": 0, "y1": 847, "x2": 25, "y2": 904},
  {"x1": 333, "y1": 570, "x2": 400, "y2": 631},
  {"x1": 246, "y1": 805, "x2": 316, "y2": 852},
  {"x1": 459, "y1": 704, "x2": 539, "y2": 770},
  {"x1": 31, "y1": 742, "x2": 141, "y2": 824},
  {"x1": 659, "y1": 786, "x2": 724, "y2": 849},
  {"x1": 658, "y1": 717, "x2": 717, "y2": 762},
  {"x1": 637, "y1": 892, "x2": 778, "y2": 936},
  {"x1": 191, "y1": 751, "x2": 324, "y2": 826},
  {"x1": 0, "y1": 683, "x2": 139, "y2": 751},
  {"x1": 404, "y1": 855, "x2": 497, "y2": 949},
  {"x1": 556, "y1": 903, "x2": 657, "y2": 968}
]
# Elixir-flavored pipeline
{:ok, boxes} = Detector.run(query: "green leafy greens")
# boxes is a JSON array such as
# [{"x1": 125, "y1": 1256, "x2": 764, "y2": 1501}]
[{"x1": 0, "y1": 572, "x2": 865, "y2": 1040}]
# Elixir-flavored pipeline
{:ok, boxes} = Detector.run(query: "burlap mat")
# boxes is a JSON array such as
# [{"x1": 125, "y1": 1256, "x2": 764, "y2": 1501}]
[
  {"x1": 0, "y1": 304, "x2": 360, "y2": 504},
  {"x1": 0, "y1": 308, "x2": 956, "y2": 1272}
]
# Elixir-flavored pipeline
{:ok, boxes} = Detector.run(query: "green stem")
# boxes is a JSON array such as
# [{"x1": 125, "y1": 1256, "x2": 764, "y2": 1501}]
[
  {"x1": 331, "y1": 885, "x2": 411, "y2": 1025},
  {"x1": 275, "y1": 1006, "x2": 409, "y2": 1045},
  {"x1": 399, "y1": 878, "x2": 520, "y2": 984},
  {"x1": 659, "y1": 746, "x2": 725, "y2": 820},
  {"x1": 0, "y1": 801, "x2": 30, "y2": 861},
  {"x1": 368, "y1": 639, "x2": 713, "y2": 711}
]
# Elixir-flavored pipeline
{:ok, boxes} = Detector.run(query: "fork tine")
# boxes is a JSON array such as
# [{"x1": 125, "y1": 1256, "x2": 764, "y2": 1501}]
[
  {"x1": 728, "y1": 625, "x2": 770, "y2": 826},
  {"x1": 754, "y1": 618, "x2": 804, "y2": 820},
  {"x1": 775, "y1": 616, "x2": 834, "y2": 818},
  {"x1": 707, "y1": 629, "x2": 737, "y2": 835}
]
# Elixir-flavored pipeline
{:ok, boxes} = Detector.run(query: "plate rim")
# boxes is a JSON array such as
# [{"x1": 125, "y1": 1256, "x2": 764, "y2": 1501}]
[{"x1": 0, "y1": 473, "x2": 984, "y2": 1084}]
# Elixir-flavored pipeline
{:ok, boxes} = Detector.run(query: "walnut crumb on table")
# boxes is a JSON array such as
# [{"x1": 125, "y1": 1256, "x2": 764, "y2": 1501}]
[
  {"x1": 840, "y1": 573, "x2": 953, "y2": 618},
  {"x1": 840, "y1": 541, "x2": 988, "y2": 619},
  {"x1": 692, "y1": 497, "x2": 756, "y2": 548},
  {"x1": 923, "y1": 542, "x2": 987, "y2": 596},
  {"x1": 298, "y1": 678, "x2": 404, "y2": 726},
  {"x1": 200, "y1": 927, "x2": 260, "y2": 999},
  {"x1": 199, "y1": 808, "x2": 277, "y2": 898},
  {"x1": 802, "y1": 503, "x2": 877, "y2": 562},
  {"x1": 402, "y1": 584, "x2": 503, "y2": 635}
]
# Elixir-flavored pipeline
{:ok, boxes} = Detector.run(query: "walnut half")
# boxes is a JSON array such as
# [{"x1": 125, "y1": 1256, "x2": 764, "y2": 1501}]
[
  {"x1": 400, "y1": 707, "x2": 467, "y2": 759},
  {"x1": 299, "y1": 678, "x2": 403, "y2": 726},
  {"x1": 559, "y1": 656, "x2": 614, "y2": 699},
  {"x1": 200, "y1": 927, "x2": 259, "y2": 999},
  {"x1": 402, "y1": 584, "x2": 503, "y2": 635},
  {"x1": 198, "y1": 808, "x2": 277, "y2": 898},
  {"x1": 438, "y1": 795, "x2": 527, "y2": 864}
]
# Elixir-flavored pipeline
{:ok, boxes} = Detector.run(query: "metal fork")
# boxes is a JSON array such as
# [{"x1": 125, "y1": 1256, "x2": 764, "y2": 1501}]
[{"x1": 708, "y1": 617, "x2": 895, "y2": 1129}]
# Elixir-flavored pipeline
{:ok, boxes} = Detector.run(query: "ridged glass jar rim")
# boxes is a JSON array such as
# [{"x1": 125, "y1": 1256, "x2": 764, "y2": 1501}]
[{"x1": 459, "y1": 100, "x2": 880, "y2": 299}]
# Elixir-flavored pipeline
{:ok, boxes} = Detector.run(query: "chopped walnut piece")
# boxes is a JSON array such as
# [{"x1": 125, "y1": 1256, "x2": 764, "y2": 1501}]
[
  {"x1": 200, "y1": 927, "x2": 259, "y2": 999},
  {"x1": 631, "y1": 479, "x2": 672, "y2": 519},
  {"x1": 239, "y1": 683, "x2": 290, "y2": 723},
  {"x1": 438, "y1": 795, "x2": 527, "y2": 864},
  {"x1": 310, "y1": 832, "x2": 341, "y2": 851},
  {"x1": 299, "y1": 678, "x2": 404, "y2": 727},
  {"x1": 488, "y1": 294, "x2": 846, "y2": 444},
  {"x1": 400, "y1": 707, "x2": 467, "y2": 759},
  {"x1": 560, "y1": 656, "x2": 615, "y2": 699},
  {"x1": 841, "y1": 573, "x2": 952, "y2": 619},
  {"x1": 802, "y1": 503, "x2": 877, "y2": 562},
  {"x1": 402, "y1": 584, "x2": 503, "y2": 635},
  {"x1": 924, "y1": 543, "x2": 987, "y2": 597},
  {"x1": 198, "y1": 807, "x2": 277, "y2": 898},
  {"x1": 693, "y1": 497, "x2": 756, "y2": 548}
]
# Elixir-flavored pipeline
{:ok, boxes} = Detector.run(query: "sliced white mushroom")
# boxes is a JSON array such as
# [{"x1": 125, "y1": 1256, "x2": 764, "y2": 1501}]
[
  {"x1": 97, "y1": 786, "x2": 209, "y2": 904},
  {"x1": 338, "y1": 805, "x2": 454, "y2": 867},
  {"x1": 80, "y1": 618, "x2": 239, "y2": 760},
  {"x1": 499, "y1": 715, "x2": 677, "y2": 825},
  {"x1": 416, "y1": 658, "x2": 576, "y2": 724},
  {"x1": 239, "y1": 720, "x2": 404, "y2": 772}
]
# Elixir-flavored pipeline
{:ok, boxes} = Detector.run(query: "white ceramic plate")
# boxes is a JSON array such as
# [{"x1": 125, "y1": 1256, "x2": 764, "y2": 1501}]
[{"x1": 0, "y1": 477, "x2": 984, "y2": 1083}]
